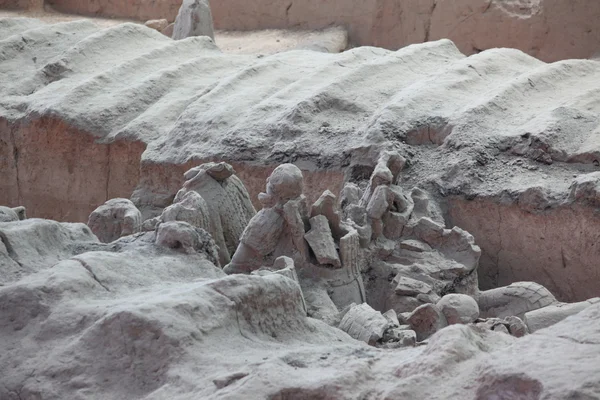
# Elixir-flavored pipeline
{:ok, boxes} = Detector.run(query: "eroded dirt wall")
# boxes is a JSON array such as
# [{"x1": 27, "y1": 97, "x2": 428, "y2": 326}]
[
  {"x1": 38, "y1": 0, "x2": 600, "y2": 62},
  {"x1": 448, "y1": 197, "x2": 600, "y2": 303},
  {"x1": 0, "y1": 117, "x2": 145, "y2": 222},
  {"x1": 45, "y1": 0, "x2": 182, "y2": 22}
]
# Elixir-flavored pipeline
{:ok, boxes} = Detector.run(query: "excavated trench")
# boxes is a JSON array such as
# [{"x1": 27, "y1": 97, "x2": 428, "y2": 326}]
[{"x1": 2, "y1": 115, "x2": 598, "y2": 303}]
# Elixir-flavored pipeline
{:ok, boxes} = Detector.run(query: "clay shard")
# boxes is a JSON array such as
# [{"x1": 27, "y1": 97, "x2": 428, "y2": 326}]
[
  {"x1": 155, "y1": 221, "x2": 220, "y2": 266},
  {"x1": 407, "y1": 303, "x2": 448, "y2": 341},
  {"x1": 144, "y1": 19, "x2": 169, "y2": 32},
  {"x1": 394, "y1": 275, "x2": 433, "y2": 296},
  {"x1": 0, "y1": 206, "x2": 26, "y2": 223},
  {"x1": 338, "y1": 303, "x2": 391, "y2": 345},
  {"x1": 478, "y1": 281, "x2": 559, "y2": 319},
  {"x1": 304, "y1": 215, "x2": 341, "y2": 268},
  {"x1": 400, "y1": 240, "x2": 431, "y2": 253},
  {"x1": 160, "y1": 191, "x2": 211, "y2": 232},
  {"x1": 311, "y1": 190, "x2": 344, "y2": 240}
]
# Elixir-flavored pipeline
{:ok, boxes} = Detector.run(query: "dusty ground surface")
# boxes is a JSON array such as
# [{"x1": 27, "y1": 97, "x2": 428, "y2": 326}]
[{"x1": 0, "y1": 8, "x2": 348, "y2": 54}]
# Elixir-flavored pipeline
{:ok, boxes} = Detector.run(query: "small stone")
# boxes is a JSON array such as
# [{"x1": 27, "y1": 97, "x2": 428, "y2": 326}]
[
  {"x1": 492, "y1": 323, "x2": 510, "y2": 335},
  {"x1": 505, "y1": 316, "x2": 528, "y2": 337},
  {"x1": 380, "y1": 328, "x2": 417, "y2": 348},
  {"x1": 274, "y1": 255, "x2": 294, "y2": 270},
  {"x1": 394, "y1": 275, "x2": 433, "y2": 296},
  {"x1": 272, "y1": 256, "x2": 300, "y2": 283},
  {"x1": 162, "y1": 23, "x2": 175, "y2": 38},
  {"x1": 141, "y1": 217, "x2": 160, "y2": 232},
  {"x1": 376, "y1": 237, "x2": 396, "y2": 257},
  {"x1": 416, "y1": 292, "x2": 441, "y2": 304},
  {"x1": 413, "y1": 217, "x2": 445, "y2": 245},
  {"x1": 383, "y1": 309, "x2": 400, "y2": 326},
  {"x1": 213, "y1": 372, "x2": 248, "y2": 389},
  {"x1": 155, "y1": 221, "x2": 220, "y2": 266}
]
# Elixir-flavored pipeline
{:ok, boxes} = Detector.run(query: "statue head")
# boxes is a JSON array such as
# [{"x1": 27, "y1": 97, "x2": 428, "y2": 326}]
[{"x1": 265, "y1": 164, "x2": 304, "y2": 203}]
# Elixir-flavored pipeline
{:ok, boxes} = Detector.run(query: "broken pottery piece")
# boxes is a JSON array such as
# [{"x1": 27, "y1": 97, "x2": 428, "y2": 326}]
[
  {"x1": 144, "y1": 19, "x2": 169, "y2": 32},
  {"x1": 400, "y1": 239, "x2": 431, "y2": 253},
  {"x1": 304, "y1": 215, "x2": 341, "y2": 268},
  {"x1": 524, "y1": 297, "x2": 600, "y2": 332},
  {"x1": 394, "y1": 275, "x2": 433, "y2": 296},
  {"x1": 478, "y1": 281, "x2": 558, "y2": 319}
]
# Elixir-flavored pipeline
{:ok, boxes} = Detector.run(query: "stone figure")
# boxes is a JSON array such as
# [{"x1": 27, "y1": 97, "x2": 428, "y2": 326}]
[{"x1": 87, "y1": 198, "x2": 142, "y2": 243}]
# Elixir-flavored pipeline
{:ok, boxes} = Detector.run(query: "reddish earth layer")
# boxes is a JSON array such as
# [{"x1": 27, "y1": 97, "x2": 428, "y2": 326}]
[
  {"x1": 448, "y1": 197, "x2": 600, "y2": 303},
  {"x1": 0, "y1": 117, "x2": 144, "y2": 222},
  {"x1": 1, "y1": 118, "x2": 597, "y2": 302},
  {"x1": 13, "y1": 0, "x2": 600, "y2": 62},
  {"x1": 0, "y1": 117, "x2": 345, "y2": 222}
]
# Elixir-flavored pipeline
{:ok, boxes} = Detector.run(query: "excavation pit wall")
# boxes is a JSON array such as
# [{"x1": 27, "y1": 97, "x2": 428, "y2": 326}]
[
  {"x1": 0, "y1": 116, "x2": 345, "y2": 222},
  {"x1": 448, "y1": 196, "x2": 600, "y2": 303}
]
